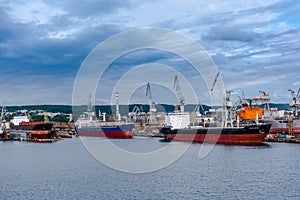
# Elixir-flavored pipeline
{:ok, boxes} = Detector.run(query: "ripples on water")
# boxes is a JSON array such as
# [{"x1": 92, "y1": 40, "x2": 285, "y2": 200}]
[{"x1": 0, "y1": 138, "x2": 299, "y2": 200}]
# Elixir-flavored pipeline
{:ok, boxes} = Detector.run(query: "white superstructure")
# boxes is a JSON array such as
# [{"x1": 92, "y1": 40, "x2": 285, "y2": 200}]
[
  {"x1": 10, "y1": 116, "x2": 30, "y2": 126},
  {"x1": 164, "y1": 112, "x2": 190, "y2": 129}
]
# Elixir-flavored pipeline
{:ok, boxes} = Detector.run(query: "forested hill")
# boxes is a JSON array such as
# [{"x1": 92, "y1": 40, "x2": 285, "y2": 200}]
[{"x1": 3, "y1": 103, "x2": 291, "y2": 115}]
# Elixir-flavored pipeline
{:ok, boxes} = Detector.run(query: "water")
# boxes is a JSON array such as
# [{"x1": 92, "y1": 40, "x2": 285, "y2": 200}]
[{"x1": 0, "y1": 137, "x2": 299, "y2": 200}]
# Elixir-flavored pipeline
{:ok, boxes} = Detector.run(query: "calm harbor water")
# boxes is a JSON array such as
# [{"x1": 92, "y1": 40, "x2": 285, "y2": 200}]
[{"x1": 0, "y1": 137, "x2": 299, "y2": 200}]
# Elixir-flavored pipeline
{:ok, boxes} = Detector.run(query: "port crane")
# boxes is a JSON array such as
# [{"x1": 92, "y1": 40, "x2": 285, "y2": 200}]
[
  {"x1": 209, "y1": 72, "x2": 235, "y2": 127},
  {"x1": 174, "y1": 75, "x2": 185, "y2": 112},
  {"x1": 146, "y1": 82, "x2": 157, "y2": 124},
  {"x1": 129, "y1": 105, "x2": 142, "y2": 123},
  {"x1": 210, "y1": 72, "x2": 220, "y2": 92},
  {"x1": 257, "y1": 90, "x2": 271, "y2": 117},
  {"x1": 288, "y1": 87, "x2": 300, "y2": 118},
  {"x1": 224, "y1": 90, "x2": 235, "y2": 127},
  {"x1": 0, "y1": 106, "x2": 5, "y2": 134},
  {"x1": 0, "y1": 106, "x2": 5, "y2": 121},
  {"x1": 259, "y1": 90, "x2": 270, "y2": 109},
  {"x1": 193, "y1": 103, "x2": 204, "y2": 115}
]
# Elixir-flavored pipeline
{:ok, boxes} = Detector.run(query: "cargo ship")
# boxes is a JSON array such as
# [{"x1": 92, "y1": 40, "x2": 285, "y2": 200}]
[
  {"x1": 260, "y1": 118, "x2": 300, "y2": 135},
  {"x1": 75, "y1": 92, "x2": 133, "y2": 139},
  {"x1": 75, "y1": 120, "x2": 133, "y2": 138},
  {"x1": 11, "y1": 121, "x2": 57, "y2": 140},
  {"x1": 160, "y1": 88, "x2": 271, "y2": 144},
  {"x1": 160, "y1": 112, "x2": 270, "y2": 144}
]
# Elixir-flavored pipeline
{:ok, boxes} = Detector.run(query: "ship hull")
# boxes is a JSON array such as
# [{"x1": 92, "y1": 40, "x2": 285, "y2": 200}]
[
  {"x1": 160, "y1": 124, "x2": 271, "y2": 144},
  {"x1": 12, "y1": 122, "x2": 56, "y2": 139},
  {"x1": 261, "y1": 119, "x2": 300, "y2": 134},
  {"x1": 75, "y1": 124, "x2": 133, "y2": 139}
]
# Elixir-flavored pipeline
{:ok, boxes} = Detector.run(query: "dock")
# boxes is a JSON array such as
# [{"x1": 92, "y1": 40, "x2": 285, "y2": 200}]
[
  {"x1": 133, "y1": 132, "x2": 164, "y2": 138},
  {"x1": 264, "y1": 137, "x2": 300, "y2": 143}
]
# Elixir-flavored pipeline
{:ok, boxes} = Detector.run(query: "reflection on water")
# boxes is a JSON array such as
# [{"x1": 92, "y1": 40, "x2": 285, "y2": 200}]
[{"x1": 0, "y1": 138, "x2": 299, "y2": 200}]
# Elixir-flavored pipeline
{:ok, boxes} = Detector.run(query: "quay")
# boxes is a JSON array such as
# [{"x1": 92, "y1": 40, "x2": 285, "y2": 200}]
[
  {"x1": 264, "y1": 137, "x2": 300, "y2": 143},
  {"x1": 133, "y1": 132, "x2": 164, "y2": 138}
]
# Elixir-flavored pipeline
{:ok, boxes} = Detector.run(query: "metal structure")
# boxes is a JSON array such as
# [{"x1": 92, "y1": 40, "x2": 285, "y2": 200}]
[
  {"x1": 288, "y1": 87, "x2": 300, "y2": 118},
  {"x1": 259, "y1": 90, "x2": 270, "y2": 112},
  {"x1": 129, "y1": 105, "x2": 141, "y2": 123},
  {"x1": 193, "y1": 103, "x2": 204, "y2": 115},
  {"x1": 0, "y1": 106, "x2": 5, "y2": 121},
  {"x1": 0, "y1": 106, "x2": 5, "y2": 134},
  {"x1": 249, "y1": 90, "x2": 271, "y2": 118},
  {"x1": 174, "y1": 75, "x2": 185, "y2": 112},
  {"x1": 210, "y1": 72, "x2": 220, "y2": 92},
  {"x1": 83, "y1": 92, "x2": 95, "y2": 121},
  {"x1": 115, "y1": 92, "x2": 121, "y2": 122},
  {"x1": 146, "y1": 82, "x2": 157, "y2": 124},
  {"x1": 224, "y1": 90, "x2": 235, "y2": 127}
]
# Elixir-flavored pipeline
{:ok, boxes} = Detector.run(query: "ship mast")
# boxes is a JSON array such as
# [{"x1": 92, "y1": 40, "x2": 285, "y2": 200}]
[
  {"x1": 115, "y1": 92, "x2": 121, "y2": 122},
  {"x1": 86, "y1": 92, "x2": 95, "y2": 121}
]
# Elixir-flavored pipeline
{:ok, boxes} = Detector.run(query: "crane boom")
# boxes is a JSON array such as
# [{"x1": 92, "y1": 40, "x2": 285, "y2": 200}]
[
  {"x1": 146, "y1": 82, "x2": 156, "y2": 112},
  {"x1": 174, "y1": 75, "x2": 185, "y2": 112},
  {"x1": 0, "y1": 106, "x2": 5, "y2": 120},
  {"x1": 288, "y1": 87, "x2": 300, "y2": 118},
  {"x1": 146, "y1": 82, "x2": 153, "y2": 103},
  {"x1": 146, "y1": 82, "x2": 156, "y2": 124},
  {"x1": 210, "y1": 72, "x2": 220, "y2": 92}
]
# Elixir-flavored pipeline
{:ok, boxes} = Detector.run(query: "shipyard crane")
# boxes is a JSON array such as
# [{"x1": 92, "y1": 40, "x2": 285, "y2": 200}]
[
  {"x1": 193, "y1": 103, "x2": 204, "y2": 114},
  {"x1": 259, "y1": 90, "x2": 270, "y2": 97},
  {"x1": 258, "y1": 90, "x2": 271, "y2": 113},
  {"x1": 0, "y1": 106, "x2": 5, "y2": 134},
  {"x1": 210, "y1": 72, "x2": 220, "y2": 92},
  {"x1": 146, "y1": 82, "x2": 157, "y2": 124},
  {"x1": 258, "y1": 90, "x2": 270, "y2": 102},
  {"x1": 288, "y1": 87, "x2": 300, "y2": 118},
  {"x1": 174, "y1": 75, "x2": 185, "y2": 112},
  {"x1": 224, "y1": 90, "x2": 235, "y2": 127},
  {"x1": 129, "y1": 105, "x2": 141, "y2": 123},
  {"x1": 0, "y1": 106, "x2": 5, "y2": 121}
]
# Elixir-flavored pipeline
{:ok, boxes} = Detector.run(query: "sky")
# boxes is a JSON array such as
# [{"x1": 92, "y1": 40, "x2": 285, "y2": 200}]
[{"x1": 0, "y1": 0, "x2": 299, "y2": 106}]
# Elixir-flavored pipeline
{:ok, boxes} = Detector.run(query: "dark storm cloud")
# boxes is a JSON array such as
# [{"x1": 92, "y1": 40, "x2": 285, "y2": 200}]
[{"x1": 0, "y1": 0, "x2": 299, "y2": 104}]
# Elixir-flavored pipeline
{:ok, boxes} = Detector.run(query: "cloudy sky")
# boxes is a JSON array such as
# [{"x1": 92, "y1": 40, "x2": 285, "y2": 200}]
[{"x1": 0, "y1": 0, "x2": 299, "y2": 106}]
